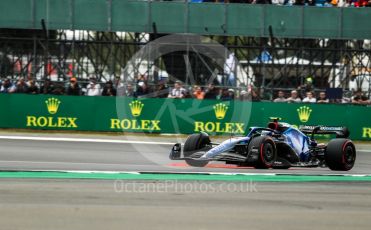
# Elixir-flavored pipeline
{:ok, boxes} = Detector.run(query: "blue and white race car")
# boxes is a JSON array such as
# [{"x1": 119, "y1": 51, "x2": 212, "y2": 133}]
[{"x1": 170, "y1": 119, "x2": 356, "y2": 171}]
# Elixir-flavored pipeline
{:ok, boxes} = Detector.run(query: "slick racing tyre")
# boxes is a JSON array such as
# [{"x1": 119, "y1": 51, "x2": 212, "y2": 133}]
[
  {"x1": 248, "y1": 136, "x2": 277, "y2": 169},
  {"x1": 325, "y1": 139, "x2": 356, "y2": 171},
  {"x1": 183, "y1": 133, "x2": 210, "y2": 167}
]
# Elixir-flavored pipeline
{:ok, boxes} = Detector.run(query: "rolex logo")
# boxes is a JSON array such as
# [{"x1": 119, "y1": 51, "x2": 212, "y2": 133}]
[
  {"x1": 297, "y1": 106, "x2": 312, "y2": 122},
  {"x1": 213, "y1": 103, "x2": 228, "y2": 120},
  {"x1": 45, "y1": 98, "x2": 61, "y2": 114},
  {"x1": 129, "y1": 100, "x2": 144, "y2": 117}
]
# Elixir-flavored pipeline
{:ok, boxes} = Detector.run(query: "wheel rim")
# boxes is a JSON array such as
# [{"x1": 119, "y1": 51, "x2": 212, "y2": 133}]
[
  {"x1": 343, "y1": 145, "x2": 355, "y2": 168},
  {"x1": 263, "y1": 142, "x2": 275, "y2": 164}
]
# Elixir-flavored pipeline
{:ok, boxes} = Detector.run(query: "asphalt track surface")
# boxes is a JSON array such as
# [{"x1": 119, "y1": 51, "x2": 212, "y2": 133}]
[
  {"x1": 0, "y1": 132, "x2": 371, "y2": 174},
  {"x1": 0, "y1": 179, "x2": 370, "y2": 230},
  {"x1": 1, "y1": 132, "x2": 371, "y2": 230}
]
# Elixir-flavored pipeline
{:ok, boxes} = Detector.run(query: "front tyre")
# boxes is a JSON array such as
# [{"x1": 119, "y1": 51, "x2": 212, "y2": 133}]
[
  {"x1": 183, "y1": 133, "x2": 210, "y2": 167},
  {"x1": 325, "y1": 139, "x2": 356, "y2": 171},
  {"x1": 248, "y1": 136, "x2": 277, "y2": 169}
]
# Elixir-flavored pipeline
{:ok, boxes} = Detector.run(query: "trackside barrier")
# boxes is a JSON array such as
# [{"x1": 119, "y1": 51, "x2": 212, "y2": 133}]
[{"x1": 0, "y1": 94, "x2": 370, "y2": 140}]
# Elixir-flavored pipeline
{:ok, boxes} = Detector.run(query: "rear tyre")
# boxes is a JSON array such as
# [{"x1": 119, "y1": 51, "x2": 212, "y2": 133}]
[
  {"x1": 248, "y1": 136, "x2": 277, "y2": 169},
  {"x1": 183, "y1": 133, "x2": 210, "y2": 167},
  {"x1": 325, "y1": 139, "x2": 356, "y2": 171}
]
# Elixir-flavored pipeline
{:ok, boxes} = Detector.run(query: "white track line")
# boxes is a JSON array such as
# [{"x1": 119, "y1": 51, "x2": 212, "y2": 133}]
[
  {"x1": 0, "y1": 160, "x2": 146, "y2": 167},
  {"x1": 1, "y1": 169, "x2": 371, "y2": 177},
  {"x1": 0, "y1": 135, "x2": 174, "y2": 145}
]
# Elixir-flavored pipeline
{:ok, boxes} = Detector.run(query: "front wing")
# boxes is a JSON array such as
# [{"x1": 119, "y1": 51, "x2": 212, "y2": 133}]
[{"x1": 169, "y1": 143, "x2": 249, "y2": 163}]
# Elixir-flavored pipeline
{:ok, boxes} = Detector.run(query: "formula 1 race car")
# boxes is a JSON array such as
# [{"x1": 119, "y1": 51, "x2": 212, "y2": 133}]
[{"x1": 169, "y1": 119, "x2": 356, "y2": 171}]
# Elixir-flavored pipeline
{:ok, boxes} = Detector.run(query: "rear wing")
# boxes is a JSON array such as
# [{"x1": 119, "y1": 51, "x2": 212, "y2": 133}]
[{"x1": 299, "y1": 125, "x2": 350, "y2": 138}]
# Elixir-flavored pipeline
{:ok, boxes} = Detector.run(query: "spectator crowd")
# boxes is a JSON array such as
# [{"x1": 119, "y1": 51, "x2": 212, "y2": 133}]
[
  {"x1": 0, "y1": 75, "x2": 370, "y2": 105},
  {"x1": 272, "y1": 89, "x2": 369, "y2": 105}
]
